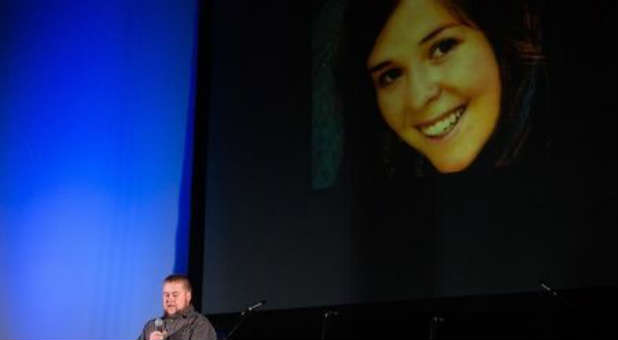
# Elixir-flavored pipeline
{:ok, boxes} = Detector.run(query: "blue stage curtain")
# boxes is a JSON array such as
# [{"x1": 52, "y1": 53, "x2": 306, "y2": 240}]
[{"x1": 0, "y1": 1, "x2": 198, "y2": 338}]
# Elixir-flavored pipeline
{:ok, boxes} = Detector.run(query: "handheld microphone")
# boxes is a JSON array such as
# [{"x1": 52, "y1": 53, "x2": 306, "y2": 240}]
[
  {"x1": 153, "y1": 318, "x2": 168, "y2": 339},
  {"x1": 154, "y1": 318, "x2": 164, "y2": 332}
]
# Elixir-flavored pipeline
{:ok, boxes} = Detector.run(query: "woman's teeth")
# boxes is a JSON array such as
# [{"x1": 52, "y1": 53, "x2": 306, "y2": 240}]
[{"x1": 419, "y1": 107, "x2": 465, "y2": 137}]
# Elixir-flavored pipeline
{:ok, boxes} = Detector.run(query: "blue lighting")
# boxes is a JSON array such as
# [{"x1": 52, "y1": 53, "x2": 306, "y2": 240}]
[{"x1": 1, "y1": 0, "x2": 198, "y2": 338}]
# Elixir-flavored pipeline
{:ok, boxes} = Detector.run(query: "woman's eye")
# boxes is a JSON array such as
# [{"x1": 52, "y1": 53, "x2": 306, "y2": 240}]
[
  {"x1": 429, "y1": 38, "x2": 460, "y2": 59},
  {"x1": 377, "y1": 68, "x2": 402, "y2": 88}
]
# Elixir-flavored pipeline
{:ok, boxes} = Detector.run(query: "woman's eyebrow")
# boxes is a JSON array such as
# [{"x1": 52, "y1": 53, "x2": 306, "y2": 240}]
[
  {"x1": 368, "y1": 61, "x2": 391, "y2": 74},
  {"x1": 419, "y1": 23, "x2": 460, "y2": 45}
]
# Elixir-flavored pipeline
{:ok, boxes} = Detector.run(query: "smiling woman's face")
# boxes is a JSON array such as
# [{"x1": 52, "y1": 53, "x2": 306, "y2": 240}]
[{"x1": 367, "y1": 0, "x2": 501, "y2": 173}]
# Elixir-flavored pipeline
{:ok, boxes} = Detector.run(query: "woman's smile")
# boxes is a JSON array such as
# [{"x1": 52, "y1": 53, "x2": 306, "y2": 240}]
[{"x1": 415, "y1": 104, "x2": 466, "y2": 139}]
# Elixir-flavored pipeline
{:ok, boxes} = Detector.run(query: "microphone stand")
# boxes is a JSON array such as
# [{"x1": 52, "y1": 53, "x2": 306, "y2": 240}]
[
  {"x1": 428, "y1": 315, "x2": 445, "y2": 340},
  {"x1": 539, "y1": 282, "x2": 573, "y2": 309},
  {"x1": 320, "y1": 310, "x2": 339, "y2": 340},
  {"x1": 538, "y1": 281, "x2": 576, "y2": 338},
  {"x1": 225, "y1": 301, "x2": 266, "y2": 340},
  {"x1": 224, "y1": 311, "x2": 250, "y2": 340}
]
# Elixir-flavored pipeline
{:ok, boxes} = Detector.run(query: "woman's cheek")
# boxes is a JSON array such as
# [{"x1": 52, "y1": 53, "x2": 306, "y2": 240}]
[
  {"x1": 459, "y1": 38, "x2": 501, "y2": 95},
  {"x1": 378, "y1": 90, "x2": 405, "y2": 131}
]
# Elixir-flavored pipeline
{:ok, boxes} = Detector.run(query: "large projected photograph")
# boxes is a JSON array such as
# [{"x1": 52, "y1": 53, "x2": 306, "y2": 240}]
[
  {"x1": 313, "y1": 0, "x2": 550, "y2": 184},
  {"x1": 203, "y1": 0, "x2": 616, "y2": 315},
  {"x1": 310, "y1": 0, "x2": 616, "y2": 298}
]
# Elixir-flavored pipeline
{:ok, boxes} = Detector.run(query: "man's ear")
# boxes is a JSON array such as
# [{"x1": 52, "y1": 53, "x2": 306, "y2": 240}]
[{"x1": 187, "y1": 290, "x2": 192, "y2": 303}]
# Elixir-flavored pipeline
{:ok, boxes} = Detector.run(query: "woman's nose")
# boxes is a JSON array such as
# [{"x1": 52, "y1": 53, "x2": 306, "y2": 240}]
[{"x1": 406, "y1": 66, "x2": 441, "y2": 111}]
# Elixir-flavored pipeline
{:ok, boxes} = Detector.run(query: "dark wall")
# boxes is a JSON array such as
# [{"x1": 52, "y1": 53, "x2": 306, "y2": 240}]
[
  {"x1": 200, "y1": 0, "x2": 616, "y2": 314},
  {"x1": 201, "y1": 0, "x2": 361, "y2": 313}
]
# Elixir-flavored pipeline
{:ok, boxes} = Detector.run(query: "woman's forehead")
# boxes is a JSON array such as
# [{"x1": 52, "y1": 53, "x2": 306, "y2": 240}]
[{"x1": 367, "y1": 0, "x2": 460, "y2": 66}]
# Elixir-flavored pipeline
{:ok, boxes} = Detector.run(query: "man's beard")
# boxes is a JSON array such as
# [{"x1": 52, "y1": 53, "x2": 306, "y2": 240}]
[{"x1": 164, "y1": 303, "x2": 189, "y2": 317}]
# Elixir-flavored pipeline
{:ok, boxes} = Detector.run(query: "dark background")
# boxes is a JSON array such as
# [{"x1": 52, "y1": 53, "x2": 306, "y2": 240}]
[{"x1": 194, "y1": 0, "x2": 616, "y2": 322}]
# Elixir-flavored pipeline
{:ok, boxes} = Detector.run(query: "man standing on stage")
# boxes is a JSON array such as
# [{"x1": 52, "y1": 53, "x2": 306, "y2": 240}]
[{"x1": 138, "y1": 274, "x2": 217, "y2": 340}]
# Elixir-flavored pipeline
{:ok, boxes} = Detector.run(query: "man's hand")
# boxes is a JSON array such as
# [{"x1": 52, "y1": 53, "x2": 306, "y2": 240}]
[{"x1": 148, "y1": 331, "x2": 166, "y2": 340}]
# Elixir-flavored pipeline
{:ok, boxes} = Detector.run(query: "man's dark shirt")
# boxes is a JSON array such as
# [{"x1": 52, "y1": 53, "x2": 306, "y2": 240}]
[{"x1": 138, "y1": 305, "x2": 217, "y2": 340}]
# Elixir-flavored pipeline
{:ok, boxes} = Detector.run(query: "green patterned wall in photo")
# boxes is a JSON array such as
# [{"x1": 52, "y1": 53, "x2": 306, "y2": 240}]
[{"x1": 311, "y1": 0, "x2": 347, "y2": 190}]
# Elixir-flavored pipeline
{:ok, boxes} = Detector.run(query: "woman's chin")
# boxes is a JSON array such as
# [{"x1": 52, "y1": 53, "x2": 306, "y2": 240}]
[{"x1": 430, "y1": 156, "x2": 474, "y2": 174}]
